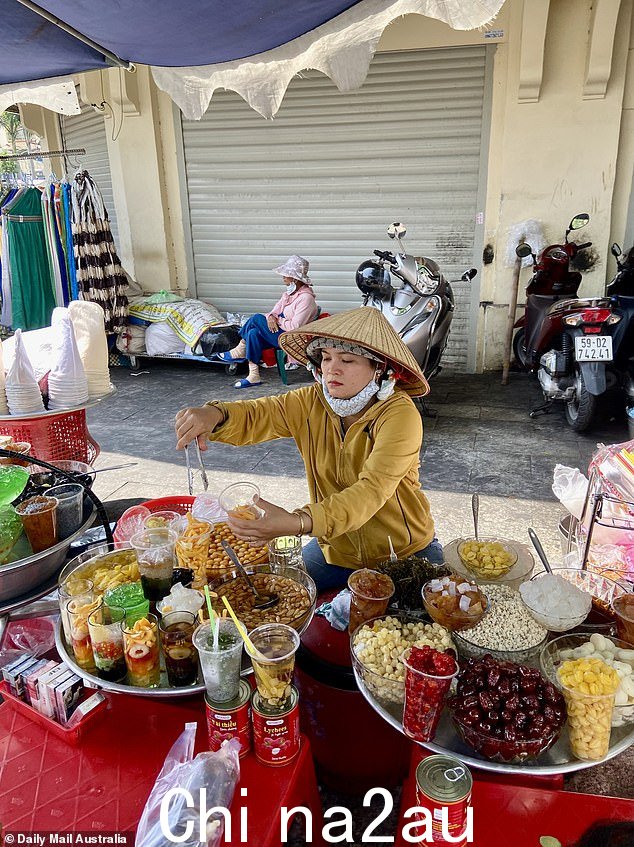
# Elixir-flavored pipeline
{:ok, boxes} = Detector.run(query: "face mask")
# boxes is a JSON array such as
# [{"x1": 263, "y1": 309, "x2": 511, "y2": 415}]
[
  {"x1": 286, "y1": 282, "x2": 297, "y2": 295},
  {"x1": 322, "y1": 378, "x2": 380, "y2": 416}
]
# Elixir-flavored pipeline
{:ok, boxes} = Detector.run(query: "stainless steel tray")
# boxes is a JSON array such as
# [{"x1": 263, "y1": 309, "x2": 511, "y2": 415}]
[
  {"x1": 0, "y1": 506, "x2": 96, "y2": 604},
  {"x1": 353, "y1": 666, "x2": 634, "y2": 776}
]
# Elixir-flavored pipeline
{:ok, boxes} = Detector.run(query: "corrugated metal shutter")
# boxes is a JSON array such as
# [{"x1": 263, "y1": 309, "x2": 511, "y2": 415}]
[
  {"x1": 60, "y1": 103, "x2": 120, "y2": 250},
  {"x1": 181, "y1": 47, "x2": 488, "y2": 370}
]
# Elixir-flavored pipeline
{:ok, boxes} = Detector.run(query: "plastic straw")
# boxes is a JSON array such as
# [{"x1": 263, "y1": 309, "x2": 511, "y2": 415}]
[
  {"x1": 221, "y1": 596, "x2": 262, "y2": 658},
  {"x1": 204, "y1": 585, "x2": 220, "y2": 646}
]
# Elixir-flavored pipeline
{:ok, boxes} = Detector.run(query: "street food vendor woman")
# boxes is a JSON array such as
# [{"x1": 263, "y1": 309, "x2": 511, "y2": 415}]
[{"x1": 175, "y1": 308, "x2": 442, "y2": 592}]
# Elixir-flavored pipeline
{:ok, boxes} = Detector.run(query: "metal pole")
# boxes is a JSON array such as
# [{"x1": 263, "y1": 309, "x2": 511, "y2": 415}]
[{"x1": 14, "y1": 0, "x2": 135, "y2": 72}]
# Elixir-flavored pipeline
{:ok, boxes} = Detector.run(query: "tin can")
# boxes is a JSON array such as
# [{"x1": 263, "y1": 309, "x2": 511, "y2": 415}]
[
  {"x1": 415, "y1": 755, "x2": 472, "y2": 846},
  {"x1": 205, "y1": 679, "x2": 252, "y2": 758},
  {"x1": 252, "y1": 684, "x2": 300, "y2": 766}
]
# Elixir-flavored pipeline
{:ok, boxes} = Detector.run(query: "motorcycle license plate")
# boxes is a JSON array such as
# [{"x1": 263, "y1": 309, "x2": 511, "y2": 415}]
[{"x1": 574, "y1": 336, "x2": 613, "y2": 362}]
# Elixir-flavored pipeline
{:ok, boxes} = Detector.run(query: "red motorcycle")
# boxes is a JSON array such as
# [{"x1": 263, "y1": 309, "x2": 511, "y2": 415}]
[{"x1": 513, "y1": 214, "x2": 621, "y2": 431}]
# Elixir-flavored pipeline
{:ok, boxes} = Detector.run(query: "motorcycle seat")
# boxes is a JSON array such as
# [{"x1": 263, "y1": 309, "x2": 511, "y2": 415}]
[{"x1": 525, "y1": 294, "x2": 566, "y2": 355}]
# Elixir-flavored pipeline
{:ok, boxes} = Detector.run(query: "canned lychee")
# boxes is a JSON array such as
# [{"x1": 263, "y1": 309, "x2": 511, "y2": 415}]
[
  {"x1": 205, "y1": 679, "x2": 252, "y2": 758},
  {"x1": 415, "y1": 755, "x2": 472, "y2": 846},
  {"x1": 252, "y1": 684, "x2": 300, "y2": 766}
]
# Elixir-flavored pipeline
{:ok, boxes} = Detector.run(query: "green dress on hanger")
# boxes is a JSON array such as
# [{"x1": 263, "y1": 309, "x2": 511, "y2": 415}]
[{"x1": 6, "y1": 188, "x2": 56, "y2": 330}]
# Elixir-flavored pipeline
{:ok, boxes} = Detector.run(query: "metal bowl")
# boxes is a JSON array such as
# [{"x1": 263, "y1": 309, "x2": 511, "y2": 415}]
[{"x1": 0, "y1": 503, "x2": 95, "y2": 603}]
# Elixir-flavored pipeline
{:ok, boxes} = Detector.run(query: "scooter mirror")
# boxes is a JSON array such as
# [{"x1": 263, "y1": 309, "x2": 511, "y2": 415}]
[
  {"x1": 462, "y1": 268, "x2": 478, "y2": 281},
  {"x1": 569, "y1": 213, "x2": 589, "y2": 230},
  {"x1": 516, "y1": 243, "x2": 533, "y2": 259},
  {"x1": 611, "y1": 243, "x2": 622, "y2": 258},
  {"x1": 387, "y1": 222, "x2": 407, "y2": 240}
]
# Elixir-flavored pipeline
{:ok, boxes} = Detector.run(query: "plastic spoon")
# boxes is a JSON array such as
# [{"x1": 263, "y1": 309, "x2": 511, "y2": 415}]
[
  {"x1": 221, "y1": 539, "x2": 279, "y2": 610},
  {"x1": 388, "y1": 535, "x2": 397, "y2": 562},
  {"x1": 472, "y1": 493, "x2": 479, "y2": 540},
  {"x1": 528, "y1": 527, "x2": 553, "y2": 574}
]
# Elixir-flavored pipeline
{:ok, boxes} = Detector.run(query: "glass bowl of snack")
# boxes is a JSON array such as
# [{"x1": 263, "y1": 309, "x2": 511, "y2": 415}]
[
  {"x1": 448, "y1": 654, "x2": 566, "y2": 762},
  {"x1": 519, "y1": 570, "x2": 593, "y2": 632},
  {"x1": 422, "y1": 574, "x2": 488, "y2": 631},
  {"x1": 58, "y1": 543, "x2": 140, "y2": 599},
  {"x1": 210, "y1": 563, "x2": 316, "y2": 635},
  {"x1": 540, "y1": 632, "x2": 634, "y2": 728},
  {"x1": 457, "y1": 537, "x2": 518, "y2": 580},
  {"x1": 350, "y1": 612, "x2": 454, "y2": 709}
]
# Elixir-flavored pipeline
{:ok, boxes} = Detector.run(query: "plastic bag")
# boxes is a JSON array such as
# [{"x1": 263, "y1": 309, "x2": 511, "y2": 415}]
[
  {"x1": 135, "y1": 723, "x2": 240, "y2": 847},
  {"x1": 198, "y1": 325, "x2": 241, "y2": 359},
  {"x1": 191, "y1": 494, "x2": 227, "y2": 524},
  {"x1": 552, "y1": 464, "x2": 589, "y2": 520},
  {"x1": 589, "y1": 440, "x2": 634, "y2": 504},
  {"x1": 0, "y1": 616, "x2": 56, "y2": 669},
  {"x1": 226, "y1": 313, "x2": 249, "y2": 327},
  {"x1": 145, "y1": 289, "x2": 183, "y2": 304}
]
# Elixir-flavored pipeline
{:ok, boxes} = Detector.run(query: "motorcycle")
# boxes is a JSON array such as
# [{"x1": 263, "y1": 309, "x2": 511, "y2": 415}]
[
  {"x1": 606, "y1": 243, "x2": 634, "y2": 412},
  {"x1": 513, "y1": 213, "x2": 593, "y2": 368},
  {"x1": 514, "y1": 222, "x2": 621, "y2": 431},
  {"x1": 356, "y1": 223, "x2": 477, "y2": 379}
]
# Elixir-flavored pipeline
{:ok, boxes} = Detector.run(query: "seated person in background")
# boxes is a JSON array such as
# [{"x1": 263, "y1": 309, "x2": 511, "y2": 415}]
[{"x1": 221, "y1": 255, "x2": 318, "y2": 388}]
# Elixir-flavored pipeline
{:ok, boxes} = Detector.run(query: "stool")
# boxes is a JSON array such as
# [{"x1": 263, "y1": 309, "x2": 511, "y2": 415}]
[{"x1": 394, "y1": 746, "x2": 634, "y2": 847}]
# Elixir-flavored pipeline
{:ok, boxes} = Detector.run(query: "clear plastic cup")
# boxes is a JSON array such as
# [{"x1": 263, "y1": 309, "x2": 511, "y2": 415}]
[
  {"x1": 561, "y1": 685, "x2": 616, "y2": 761},
  {"x1": 613, "y1": 594, "x2": 634, "y2": 645},
  {"x1": 144, "y1": 510, "x2": 180, "y2": 530},
  {"x1": 48, "y1": 483, "x2": 84, "y2": 540},
  {"x1": 268, "y1": 535, "x2": 304, "y2": 569},
  {"x1": 66, "y1": 596, "x2": 101, "y2": 671},
  {"x1": 104, "y1": 581, "x2": 150, "y2": 626},
  {"x1": 402, "y1": 647, "x2": 458, "y2": 742},
  {"x1": 218, "y1": 482, "x2": 261, "y2": 519},
  {"x1": 122, "y1": 613, "x2": 161, "y2": 688},
  {"x1": 159, "y1": 611, "x2": 198, "y2": 687},
  {"x1": 348, "y1": 568, "x2": 395, "y2": 634},
  {"x1": 175, "y1": 524, "x2": 211, "y2": 590},
  {"x1": 88, "y1": 605, "x2": 127, "y2": 682},
  {"x1": 193, "y1": 618, "x2": 243, "y2": 702},
  {"x1": 130, "y1": 527, "x2": 177, "y2": 601},
  {"x1": 246, "y1": 623, "x2": 300, "y2": 713},
  {"x1": 16, "y1": 495, "x2": 59, "y2": 553},
  {"x1": 59, "y1": 576, "x2": 94, "y2": 645}
]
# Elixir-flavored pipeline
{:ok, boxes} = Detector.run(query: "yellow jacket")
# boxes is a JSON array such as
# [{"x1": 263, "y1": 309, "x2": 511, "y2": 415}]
[{"x1": 207, "y1": 385, "x2": 435, "y2": 569}]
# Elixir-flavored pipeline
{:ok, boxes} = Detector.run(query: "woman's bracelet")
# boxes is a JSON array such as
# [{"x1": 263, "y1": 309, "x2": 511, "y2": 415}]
[{"x1": 293, "y1": 509, "x2": 307, "y2": 536}]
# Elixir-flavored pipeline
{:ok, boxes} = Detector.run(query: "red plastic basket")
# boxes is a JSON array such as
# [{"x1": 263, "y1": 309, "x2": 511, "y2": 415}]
[
  {"x1": 0, "y1": 681, "x2": 108, "y2": 746},
  {"x1": 143, "y1": 495, "x2": 195, "y2": 515},
  {"x1": 0, "y1": 409, "x2": 100, "y2": 464}
]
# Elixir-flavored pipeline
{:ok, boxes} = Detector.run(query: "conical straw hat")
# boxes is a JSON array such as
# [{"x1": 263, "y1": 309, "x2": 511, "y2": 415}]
[{"x1": 280, "y1": 307, "x2": 429, "y2": 397}]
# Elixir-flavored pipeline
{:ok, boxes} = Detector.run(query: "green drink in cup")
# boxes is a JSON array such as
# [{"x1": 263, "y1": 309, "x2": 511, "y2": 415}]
[
  {"x1": 193, "y1": 618, "x2": 243, "y2": 702},
  {"x1": 104, "y1": 581, "x2": 150, "y2": 626}
]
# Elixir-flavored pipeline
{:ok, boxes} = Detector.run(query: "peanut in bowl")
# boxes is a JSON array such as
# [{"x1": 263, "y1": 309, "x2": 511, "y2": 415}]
[{"x1": 210, "y1": 564, "x2": 316, "y2": 634}]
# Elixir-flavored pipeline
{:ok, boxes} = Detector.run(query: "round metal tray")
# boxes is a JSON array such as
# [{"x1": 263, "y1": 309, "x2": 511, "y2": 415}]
[
  {"x1": 353, "y1": 665, "x2": 634, "y2": 776},
  {"x1": 0, "y1": 390, "x2": 116, "y2": 421}
]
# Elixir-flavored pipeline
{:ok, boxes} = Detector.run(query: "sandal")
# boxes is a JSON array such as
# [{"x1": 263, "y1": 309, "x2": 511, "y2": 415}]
[{"x1": 234, "y1": 378, "x2": 263, "y2": 389}]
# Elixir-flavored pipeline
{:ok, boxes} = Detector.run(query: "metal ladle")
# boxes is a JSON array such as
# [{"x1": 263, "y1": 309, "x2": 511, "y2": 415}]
[
  {"x1": 472, "y1": 493, "x2": 479, "y2": 539},
  {"x1": 528, "y1": 527, "x2": 553, "y2": 574},
  {"x1": 221, "y1": 540, "x2": 279, "y2": 610}
]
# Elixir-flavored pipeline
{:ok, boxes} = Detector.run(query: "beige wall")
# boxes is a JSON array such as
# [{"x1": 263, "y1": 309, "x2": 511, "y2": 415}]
[{"x1": 24, "y1": 0, "x2": 634, "y2": 372}]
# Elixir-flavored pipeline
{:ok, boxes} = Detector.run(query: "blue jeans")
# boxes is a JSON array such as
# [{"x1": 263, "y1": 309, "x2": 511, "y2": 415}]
[
  {"x1": 240, "y1": 313, "x2": 281, "y2": 363},
  {"x1": 302, "y1": 536, "x2": 445, "y2": 594}
]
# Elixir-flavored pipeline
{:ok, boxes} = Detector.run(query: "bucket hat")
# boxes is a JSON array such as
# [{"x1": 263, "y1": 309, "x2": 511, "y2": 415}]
[
  {"x1": 279, "y1": 307, "x2": 430, "y2": 397},
  {"x1": 273, "y1": 255, "x2": 312, "y2": 286}
]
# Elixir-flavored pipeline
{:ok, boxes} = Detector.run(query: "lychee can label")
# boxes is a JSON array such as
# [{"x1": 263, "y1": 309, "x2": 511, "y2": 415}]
[
  {"x1": 252, "y1": 684, "x2": 300, "y2": 766},
  {"x1": 415, "y1": 755, "x2": 472, "y2": 846},
  {"x1": 205, "y1": 679, "x2": 252, "y2": 758}
]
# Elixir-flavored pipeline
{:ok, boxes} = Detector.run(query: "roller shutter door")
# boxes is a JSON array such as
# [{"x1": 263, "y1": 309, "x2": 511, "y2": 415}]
[
  {"x1": 60, "y1": 102, "x2": 120, "y2": 250},
  {"x1": 181, "y1": 47, "x2": 488, "y2": 370}
]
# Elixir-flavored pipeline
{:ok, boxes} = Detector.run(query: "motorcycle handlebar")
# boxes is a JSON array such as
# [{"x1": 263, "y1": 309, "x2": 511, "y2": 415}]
[
  {"x1": 576, "y1": 242, "x2": 592, "y2": 250},
  {"x1": 373, "y1": 249, "x2": 396, "y2": 263}
]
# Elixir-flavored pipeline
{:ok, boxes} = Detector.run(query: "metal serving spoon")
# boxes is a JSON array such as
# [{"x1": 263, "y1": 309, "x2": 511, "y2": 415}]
[
  {"x1": 528, "y1": 527, "x2": 553, "y2": 574},
  {"x1": 221, "y1": 540, "x2": 279, "y2": 610},
  {"x1": 472, "y1": 493, "x2": 479, "y2": 540}
]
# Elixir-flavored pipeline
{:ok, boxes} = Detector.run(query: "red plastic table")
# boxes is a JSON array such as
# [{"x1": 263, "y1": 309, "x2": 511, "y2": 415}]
[
  {"x1": 0, "y1": 691, "x2": 324, "y2": 844},
  {"x1": 394, "y1": 748, "x2": 634, "y2": 847}
]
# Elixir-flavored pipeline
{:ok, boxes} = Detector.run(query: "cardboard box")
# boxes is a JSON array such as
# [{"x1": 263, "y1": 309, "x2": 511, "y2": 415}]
[
  {"x1": 38, "y1": 665, "x2": 70, "y2": 718},
  {"x1": 54, "y1": 674, "x2": 83, "y2": 724},
  {"x1": 25, "y1": 660, "x2": 59, "y2": 711}
]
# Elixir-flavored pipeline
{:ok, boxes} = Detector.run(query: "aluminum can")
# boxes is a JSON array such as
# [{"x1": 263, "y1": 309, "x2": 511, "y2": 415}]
[
  {"x1": 252, "y1": 684, "x2": 300, "y2": 766},
  {"x1": 415, "y1": 755, "x2": 472, "y2": 846},
  {"x1": 205, "y1": 679, "x2": 252, "y2": 758}
]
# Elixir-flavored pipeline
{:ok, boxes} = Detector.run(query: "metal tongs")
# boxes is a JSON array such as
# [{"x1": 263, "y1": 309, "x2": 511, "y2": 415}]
[{"x1": 185, "y1": 440, "x2": 209, "y2": 496}]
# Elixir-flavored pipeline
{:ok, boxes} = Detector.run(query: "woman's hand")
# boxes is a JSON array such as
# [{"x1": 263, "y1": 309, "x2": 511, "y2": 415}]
[
  {"x1": 266, "y1": 314, "x2": 279, "y2": 333},
  {"x1": 175, "y1": 405, "x2": 223, "y2": 451},
  {"x1": 227, "y1": 497, "x2": 308, "y2": 544}
]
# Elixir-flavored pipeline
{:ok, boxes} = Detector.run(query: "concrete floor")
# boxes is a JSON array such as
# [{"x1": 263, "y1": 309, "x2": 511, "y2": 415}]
[{"x1": 86, "y1": 360, "x2": 632, "y2": 842}]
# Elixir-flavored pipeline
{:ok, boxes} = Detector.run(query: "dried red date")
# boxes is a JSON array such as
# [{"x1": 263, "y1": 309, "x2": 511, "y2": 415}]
[{"x1": 402, "y1": 646, "x2": 457, "y2": 743}]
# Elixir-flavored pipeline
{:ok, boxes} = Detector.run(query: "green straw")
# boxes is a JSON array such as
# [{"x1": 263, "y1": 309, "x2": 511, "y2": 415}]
[{"x1": 204, "y1": 584, "x2": 219, "y2": 641}]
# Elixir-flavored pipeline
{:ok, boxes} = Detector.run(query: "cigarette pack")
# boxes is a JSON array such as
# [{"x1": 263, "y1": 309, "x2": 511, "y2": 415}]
[
  {"x1": 19, "y1": 659, "x2": 49, "y2": 704},
  {"x1": 3, "y1": 656, "x2": 40, "y2": 698},
  {"x1": 64, "y1": 691, "x2": 106, "y2": 729},
  {"x1": 2, "y1": 653, "x2": 32, "y2": 678},
  {"x1": 38, "y1": 665, "x2": 70, "y2": 718},
  {"x1": 54, "y1": 674, "x2": 83, "y2": 724},
  {"x1": 24, "y1": 660, "x2": 59, "y2": 711}
]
